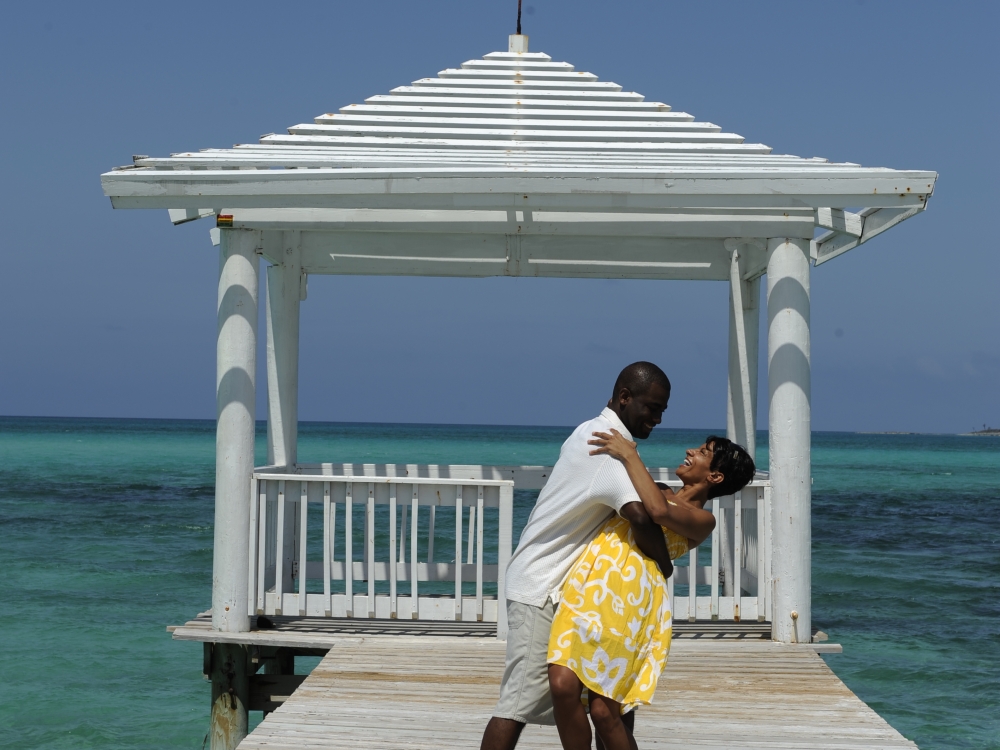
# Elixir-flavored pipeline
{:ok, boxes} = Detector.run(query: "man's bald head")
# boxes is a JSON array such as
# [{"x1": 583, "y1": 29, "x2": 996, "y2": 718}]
[
  {"x1": 612, "y1": 362, "x2": 671, "y2": 401},
  {"x1": 608, "y1": 362, "x2": 671, "y2": 439}
]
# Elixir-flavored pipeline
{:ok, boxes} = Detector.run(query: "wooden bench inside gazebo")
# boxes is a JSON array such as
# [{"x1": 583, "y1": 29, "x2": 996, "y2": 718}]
[{"x1": 104, "y1": 33, "x2": 932, "y2": 750}]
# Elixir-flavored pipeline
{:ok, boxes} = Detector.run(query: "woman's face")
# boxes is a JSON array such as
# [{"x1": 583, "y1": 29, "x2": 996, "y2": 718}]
[{"x1": 676, "y1": 443, "x2": 716, "y2": 484}]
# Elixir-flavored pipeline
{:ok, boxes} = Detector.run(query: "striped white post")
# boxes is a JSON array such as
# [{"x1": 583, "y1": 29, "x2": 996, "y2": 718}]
[
  {"x1": 212, "y1": 228, "x2": 258, "y2": 633},
  {"x1": 766, "y1": 237, "x2": 812, "y2": 643},
  {"x1": 210, "y1": 228, "x2": 258, "y2": 750}
]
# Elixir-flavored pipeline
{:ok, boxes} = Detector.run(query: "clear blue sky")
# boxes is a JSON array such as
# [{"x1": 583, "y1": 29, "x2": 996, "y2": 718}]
[{"x1": 1, "y1": 1, "x2": 996, "y2": 433}]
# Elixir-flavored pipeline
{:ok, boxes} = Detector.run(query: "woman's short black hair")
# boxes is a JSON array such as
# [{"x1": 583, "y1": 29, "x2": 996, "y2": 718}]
[{"x1": 705, "y1": 435, "x2": 756, "y2": 499}]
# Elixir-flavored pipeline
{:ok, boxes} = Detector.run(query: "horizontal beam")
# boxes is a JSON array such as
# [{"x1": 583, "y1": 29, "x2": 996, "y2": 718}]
[
  {"x1": 223, "y1": 207, "x2": 815, "y2": 239},
  {"x1": 293, "y1": 231, "x2": 734, "y2": 280},
  {"x1": 104, "y1": 171, "x2": 935, "y2": 212}
]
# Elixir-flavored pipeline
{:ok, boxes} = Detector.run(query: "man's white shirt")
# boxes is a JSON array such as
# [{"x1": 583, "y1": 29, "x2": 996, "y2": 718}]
[{"x1": 504, "y1": 408, "x2": 643, "y2": 608}]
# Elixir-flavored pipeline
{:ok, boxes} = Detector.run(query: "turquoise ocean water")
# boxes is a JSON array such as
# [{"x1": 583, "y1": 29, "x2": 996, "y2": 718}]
[{"x1": 0, "y1": 417, "x2": 997, "y2": 749}]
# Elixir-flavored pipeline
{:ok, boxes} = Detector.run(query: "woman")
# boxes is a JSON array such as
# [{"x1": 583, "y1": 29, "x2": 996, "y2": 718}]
[{"x1": 546, "y1": 431, "x2": 756, "y2": 750}]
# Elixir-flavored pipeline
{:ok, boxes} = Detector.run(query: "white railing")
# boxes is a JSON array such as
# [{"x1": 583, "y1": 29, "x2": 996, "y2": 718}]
[
  {"x1": 247, "y1": 463, "x2": 771, "y2": 639},
  {"x1": 664, "y1": 483, "x2": 771, "y2": 622}
]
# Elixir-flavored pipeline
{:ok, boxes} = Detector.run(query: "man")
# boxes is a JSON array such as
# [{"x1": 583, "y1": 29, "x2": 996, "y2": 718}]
[{"x1": 480, "y1": 362, "x2": 673, "y2": 750}]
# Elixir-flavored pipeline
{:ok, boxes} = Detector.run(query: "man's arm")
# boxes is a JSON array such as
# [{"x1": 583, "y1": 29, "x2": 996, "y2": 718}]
[{"x1": 620, "y1": 501, "x2": 673, "y2": 579}]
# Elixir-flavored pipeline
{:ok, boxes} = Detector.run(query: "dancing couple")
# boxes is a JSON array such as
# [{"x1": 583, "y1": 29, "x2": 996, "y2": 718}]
[{"x1": 480, "y1": 362, "x2": 755, "y2": 750}]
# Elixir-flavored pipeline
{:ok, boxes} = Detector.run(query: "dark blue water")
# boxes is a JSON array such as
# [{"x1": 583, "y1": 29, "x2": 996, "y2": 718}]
[{"x1": 0, "y1": 418, "x2": 997, "y2": 748}]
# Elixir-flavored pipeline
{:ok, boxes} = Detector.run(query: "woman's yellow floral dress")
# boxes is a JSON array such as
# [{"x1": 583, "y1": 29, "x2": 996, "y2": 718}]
[{"x1": 547, "y1": 513, "x2": 688, "y2": 711}]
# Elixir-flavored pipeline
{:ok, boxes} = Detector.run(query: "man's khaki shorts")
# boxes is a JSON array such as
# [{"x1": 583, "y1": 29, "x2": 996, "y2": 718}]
[{"x1": 492, "y1": 599, "x2": 557, "y2": 726}]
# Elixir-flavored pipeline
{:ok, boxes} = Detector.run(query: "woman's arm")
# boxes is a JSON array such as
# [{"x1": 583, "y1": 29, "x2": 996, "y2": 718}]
[{"x1": 589, "y1": 430, "x2": 716, "y2": 545}]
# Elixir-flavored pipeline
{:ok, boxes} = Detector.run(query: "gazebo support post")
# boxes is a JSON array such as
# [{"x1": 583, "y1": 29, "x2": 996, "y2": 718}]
[
  {"x1": 724, "y1": 244, "x2": 761, "y2": 599},
  {"x1": 210, "y1": 228, "x2": 259, "y2": 748},
  {"x1": 265, "y1": 230, "x2": 302, "y2": 469},
  {"x1": 265, "y1": 231, "x2": 303, "y2": 599},
  {"x1": 766, "y1": 237, "x2": 812, "y2": 644}
]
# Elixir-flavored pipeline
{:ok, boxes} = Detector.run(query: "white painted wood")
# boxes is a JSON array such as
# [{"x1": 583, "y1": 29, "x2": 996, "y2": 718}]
[
  {"x1": 427, "y1": 505, "x2": 435, "y2": 563},
  {"x1": 247, "y1": 477, "x2": 260, "y2": 617},
  {"x1": 816, "y1": 207, "x2": 863, "y2": 236},
  {"x1": 389, "y1": 484, "x2": 397, "y2": 618},
  {"x1": 687, "y1": 543, "x2": 698, "y2": 622},
  {"x1": 298, "y1": 483, "x2": 308, "y2": 616},
  {"x1": 454, "y1": 486, "x2": 463, "y2": 620},
  {"x1": 323, "y1": 482, "x2": 332, "y2": 616},
  {"x1": 726, "y1": 245, "x2": 760, "y2": 458},
  {"x1": 711, "y1": 497, "x2": 720, "y2": 618},
  {"x1": 767, "y1": 237, "x2": 812, "y2": 643},
  {"x1": 274, "y1": 480, "x2": 286, "y2": 614},
  {"x1": 508, "y1": 34, "x2": 529, "y2": 54},
  {"x1": 476, "y1": 487, "x2": 484, "y2": 621},
  {"x1": 409, "y1": 486, "x2": 418, "y2": 617},
  {"x1": 734, "y1": 490, "x2": 744, "y2": 621},
  {"x1": 496, "y1": 483, "x2": 513, "y2": 640},
  {"x1": 212, "y1": 229, "x2": 258, "y2": 633},
  {"x1": 255, "y1": 480, "x2": 267, "y2": 614},
  {"x1": 344, "y1": 483, "x2": 352, "y2": 617},
  {"x1": 367, "y1": 484, "x2": 375, "y2": 617},
  {"x1": 265, "y1": 230, "x2": 301, "y2": 468}
]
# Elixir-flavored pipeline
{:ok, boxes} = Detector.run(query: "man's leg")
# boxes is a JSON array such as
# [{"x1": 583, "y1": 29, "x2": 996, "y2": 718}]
[
  {"x1": 548, "y1": 664, "x2": 592, "y2": 750},
  {"x1": 595, "y1": 710, "x2": 635, "y2": 750},
  {"x1": 588, "y1": 691, "x2": 636, "y2": 750},
  {"x1": 480, "y1": 717, "x2": 524, "y2": 750},
  {"x1": 482, "y1": 600, "x2": 557, "y2": 749}
]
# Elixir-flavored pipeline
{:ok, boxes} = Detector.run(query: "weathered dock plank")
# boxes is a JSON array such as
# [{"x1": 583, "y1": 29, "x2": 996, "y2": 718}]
[{"x1": 235, "y1": 637, "x2": 915, "y2": 749}]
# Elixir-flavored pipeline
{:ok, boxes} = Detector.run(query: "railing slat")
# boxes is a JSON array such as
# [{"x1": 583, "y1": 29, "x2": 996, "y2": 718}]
[
  {"x1": 427, "y1": 505, "x2": 435, "y2": 563},
  {"x1": 275, "y1": 480, "x2": 286, "y2": 615},
  {"x1": 367, "y1": 483, "x2": 376, "y2": 618},
  {"x1": 688, "y1": 542, "x2": 698, "y2": 622},
  {"x1": 323, "y1": 482, "x2": 332, "y2": 616},
  {"x1": 455, "y1": 486, "x2": 463, "y2": 620},
  {"x1": 734, "y1": 489, "x2": 743, "y2": 622},
  {"x1": 247, "y1": 477, "x2": 258, "y2": 618},
  {"x1": 711, "y1": 498, "x2": 721, "y2": 620},
  {"x1": 467, "y1": 505, "x2": 475, "y2": 565},
  {"x1": 496, "y1": 484, "x2": 513, "y2": 640},
  {"x1": 757, "y1": 486, "x2": 766, "y2": 621},
  {"x1": 345, "y1": 483, "x2": 353, "y2": 617},
  {"x1": 256, "y1": 479, "x2": 267, "y2": 615},
  {"x1": 398, "y1": 503, "x2": 408, "y2": 564},
  {"x1": 299, "y1": 483, "x2": 308, "y2": 616},
  {"x1": 389, "y1": 484, "x2": 397, "y2": 619},
  {"x1": 476, "y1": 486, "x2": 484, "y2": 621},
  {"x1": 410, "y1": 485, "x2": 418, "y2": 618}
]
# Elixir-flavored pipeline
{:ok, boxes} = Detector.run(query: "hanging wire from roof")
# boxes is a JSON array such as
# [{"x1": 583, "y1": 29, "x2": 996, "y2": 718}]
[{"x1": 516, "y1": 0, "x2": 522, "y2": 35}]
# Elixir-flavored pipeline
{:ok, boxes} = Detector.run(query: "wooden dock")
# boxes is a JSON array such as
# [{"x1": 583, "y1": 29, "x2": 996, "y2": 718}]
[{"x1": 173, "y1": 618, "x2": 915, "y2": 750}]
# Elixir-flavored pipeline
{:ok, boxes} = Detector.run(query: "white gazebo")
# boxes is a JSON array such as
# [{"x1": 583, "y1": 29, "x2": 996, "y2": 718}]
[{"x1": 102, "y1": 35, "x2": 935, "y2": 745}]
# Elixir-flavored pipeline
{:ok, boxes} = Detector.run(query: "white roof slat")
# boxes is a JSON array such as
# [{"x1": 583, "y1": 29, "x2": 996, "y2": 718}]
[
  {"x1": 285, "y1": 123, "x2": 742, "y2": 143},
  {"x1": 333, "y1": 104, "x2": 687, "y2": 120},
  {"x1": 319, "y1": 114, "x2": 714, "y2": 131},
  {"x1": 411, "y1": 76, "x2": 622, "y2": 92},
  {"x1": 391, "y1": 86, "x2": 642, "y2": 101},
  {"x1": 362, "y1": 95, "x2": 666, "y2": 111},
  {"x1": 460, "y1": 59, "x2": 575, "y2": 71},
  {"x1": 259, "y1": 133, "x2": 768, "y2": 153},
  {"x1": 437, "y1": 68, "x2": 600, "y2": 82}
]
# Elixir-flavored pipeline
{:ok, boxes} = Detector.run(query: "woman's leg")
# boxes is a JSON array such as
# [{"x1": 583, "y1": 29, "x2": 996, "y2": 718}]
[
  {"x1": 548, "y1": 664, "x2": 592, "y2": 750},
  {"x1": 594, "y1": 710, "x2": 635, "y2": 750},
  {"x1": 588, "y1": 691, "x2": 637, "y2": 750}
]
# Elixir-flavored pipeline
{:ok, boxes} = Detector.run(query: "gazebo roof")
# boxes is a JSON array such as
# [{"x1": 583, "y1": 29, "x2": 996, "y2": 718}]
[{"x1": 101, "y1": 39, "x2": 936, "y2": 275}]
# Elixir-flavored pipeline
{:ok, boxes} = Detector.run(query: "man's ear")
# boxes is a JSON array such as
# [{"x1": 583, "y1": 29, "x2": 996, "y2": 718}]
[{"x1": 617, "y1": 387, "x2": 632, "y2": 406}]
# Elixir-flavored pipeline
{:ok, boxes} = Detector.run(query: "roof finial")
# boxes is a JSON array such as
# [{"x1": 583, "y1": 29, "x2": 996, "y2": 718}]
[{"x1": 516, "y1": 0, "x2": 522, "y2": 34}]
